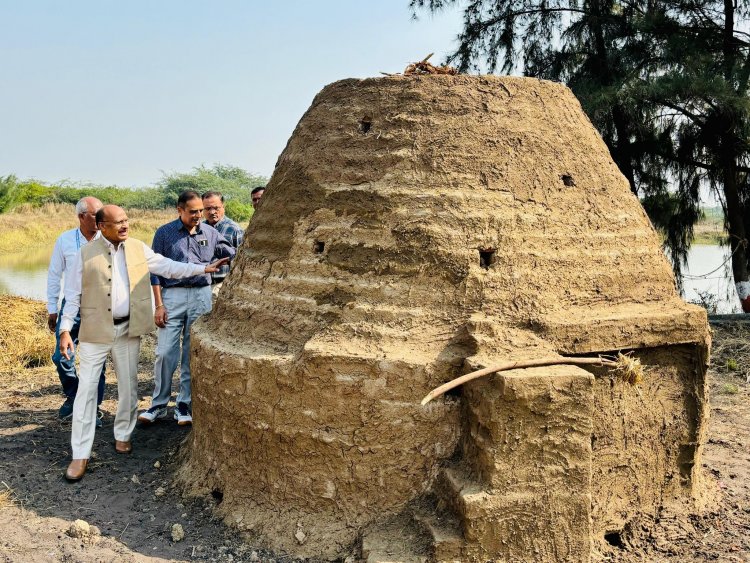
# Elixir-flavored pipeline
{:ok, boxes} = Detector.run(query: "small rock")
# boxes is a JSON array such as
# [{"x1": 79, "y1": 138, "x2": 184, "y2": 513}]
[
  {"x1": 154, "y1": 487, "x2": 166, "y2": 497},
  {"x1": 182, "y1": 513, "x2": 188, "y2": 518},
  {"x1": 344, "y1": 557, "x2": 355, "y2": 563},
  {"x1": 154, "y1": 460, "x2": 161, "y2": 469},
  {"x1": 67, "y1": 519, "x2": 90, "y2": 538},
  {"x1": 176, "y1": 502, "x2": 184, "y2": 509},
  {"x1": 249, "y1": 551, "x2": 260, "y2": 562},
  {"x1": 171, "y1": 523, "x2": 185, "y2": 542},
  {"x1": 295, "y1": 529, "x2": 306, "y2": 544},
  {"x1": 131, "y1": 475, "x2": 141, "y2": 485}
]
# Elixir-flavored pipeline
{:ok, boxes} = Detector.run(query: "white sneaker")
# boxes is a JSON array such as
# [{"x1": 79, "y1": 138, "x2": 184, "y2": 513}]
[
  {"x1": 174, "y1": 402, "x2": 192, "y2": 426},
  {"x1": 138, "y1": 405, "x2": 168, "y2": 424}
]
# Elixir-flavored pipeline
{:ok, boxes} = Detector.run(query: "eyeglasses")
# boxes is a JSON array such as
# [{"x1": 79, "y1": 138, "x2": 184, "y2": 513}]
[
  {"x1": 204, "y1": 206, "x2": 223, "y2": 212},
  {"x1": 100, "y1": 219, "x2": 129, "y2": 227}
]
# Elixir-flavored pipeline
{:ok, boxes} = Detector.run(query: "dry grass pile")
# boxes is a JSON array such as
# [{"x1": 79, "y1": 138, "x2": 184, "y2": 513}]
[
  {"x1": 0, "y1": 295, "x2": 54, "y2": 372},
  {"x1": 711, "y1": 322, "x2": 750, "y2": 382}
]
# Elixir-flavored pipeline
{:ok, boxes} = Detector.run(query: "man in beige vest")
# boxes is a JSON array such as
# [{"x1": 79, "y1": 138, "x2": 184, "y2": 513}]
[{"x1": 59, "y1": 205, "x2": 228, "y2": 482}]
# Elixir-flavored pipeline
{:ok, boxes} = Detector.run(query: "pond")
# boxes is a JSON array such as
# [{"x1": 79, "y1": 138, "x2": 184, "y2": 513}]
[
  {"x1": 0, "y1": 246, "x2": 53, "y2": 303},
  {"x1": 0, "y1": 243, "x2": 742, "y2": 313}
]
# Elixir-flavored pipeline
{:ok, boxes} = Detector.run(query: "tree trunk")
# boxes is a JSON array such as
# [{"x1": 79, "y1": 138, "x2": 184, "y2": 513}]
[
  {"x1": 720, "y1": 0, "x2": 750, "y2": 312},
  {"x1": 722, "y1": 165, "x2": 750, "y2": 312}
]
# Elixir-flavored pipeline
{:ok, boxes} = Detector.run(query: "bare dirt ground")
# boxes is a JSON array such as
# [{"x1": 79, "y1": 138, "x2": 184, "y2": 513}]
[
  {"x1": 0, "y1": 335, "x2": 288, "y2": 563},
  {"x1": 0, "y1": 326, "x2": 748, "y2": 562}
]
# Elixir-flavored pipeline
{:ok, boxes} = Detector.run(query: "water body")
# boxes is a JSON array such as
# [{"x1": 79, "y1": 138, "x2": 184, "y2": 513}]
[
  {"x1": 0, "y1": 244, "x2": 742, "y2": 313},
  {"x1": 0, "y1": 246, "x2": 53, "y2": 303},
  {"x1": 682, "y1": 244, "x2": 741, "y2": 314}
]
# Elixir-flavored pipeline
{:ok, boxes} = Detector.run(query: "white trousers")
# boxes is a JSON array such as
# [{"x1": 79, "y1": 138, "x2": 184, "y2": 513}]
[{"x1": 70, "y1": 321, "x2": 141, "y2": 459}]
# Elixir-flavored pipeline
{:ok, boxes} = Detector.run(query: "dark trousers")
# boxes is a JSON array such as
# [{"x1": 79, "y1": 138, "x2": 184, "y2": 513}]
[{"x1": 52, "y1": 299, "x2": 106, "y2": 404}]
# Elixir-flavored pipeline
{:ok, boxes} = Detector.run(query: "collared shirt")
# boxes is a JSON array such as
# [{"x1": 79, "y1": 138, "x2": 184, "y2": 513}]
[
  {"x1": 60, "y1": 238, "x2": 207, "y2": 332},
  {"x1": 150, "y1": 219, "x2": 235, "y2": 288},
  {"x1": 46, "y1": 228, "x2": 101, "y2": 314},
  {"x1": 204, "y1": 216, "x2": 244, "y2": 283}
]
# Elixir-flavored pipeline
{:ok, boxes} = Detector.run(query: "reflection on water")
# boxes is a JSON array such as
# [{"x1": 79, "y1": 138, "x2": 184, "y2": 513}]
[
  {"x1": 0, "y1": 246, "x2": 53, "y2": 302},
  {"x1": 0, "y1": 244, "x2": 742, "y2": 313}
]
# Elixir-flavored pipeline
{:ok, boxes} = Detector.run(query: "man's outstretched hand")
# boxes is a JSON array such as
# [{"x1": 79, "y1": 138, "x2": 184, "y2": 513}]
[{"x1": 204, "y1": 257, "x2": 230, "y2": 273}]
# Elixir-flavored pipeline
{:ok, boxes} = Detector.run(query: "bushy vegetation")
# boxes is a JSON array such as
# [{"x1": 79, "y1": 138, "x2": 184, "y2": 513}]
[
  {"x1": 156, "y1": 164, "x2": 266, "y2": 221},
  {"x1": 0, "y1": 164, "x2": 267, "y2": 222}
]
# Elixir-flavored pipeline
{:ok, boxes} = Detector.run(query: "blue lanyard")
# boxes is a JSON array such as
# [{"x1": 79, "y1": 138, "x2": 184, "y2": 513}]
[{"x1": 75, "y1": 229, "x2": 81, "y2": 250}]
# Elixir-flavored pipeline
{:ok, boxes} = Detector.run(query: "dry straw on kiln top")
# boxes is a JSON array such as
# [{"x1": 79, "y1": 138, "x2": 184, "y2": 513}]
[
  {"x1": 421, "y1": 352, "x2": 644, "y2": 405},
  {"x1": 381, "y1": 53, "x2": 458, "y2": 77}
]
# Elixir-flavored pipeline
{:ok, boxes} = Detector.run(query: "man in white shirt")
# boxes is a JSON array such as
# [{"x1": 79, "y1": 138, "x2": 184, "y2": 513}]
[
  {"x1": 47, "y1": 197, "x2": 107, "y2": 423},
  {"x1": 59, "y1": 205, "x2": 228, "y2": 482}
]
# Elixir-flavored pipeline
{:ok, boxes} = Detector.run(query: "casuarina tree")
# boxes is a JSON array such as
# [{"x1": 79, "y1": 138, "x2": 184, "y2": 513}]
[{"x1": 412, "y1": 0, "x2": 750, "y2": 312}]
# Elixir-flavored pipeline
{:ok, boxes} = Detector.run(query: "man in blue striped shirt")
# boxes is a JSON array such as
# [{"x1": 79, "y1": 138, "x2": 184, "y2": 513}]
[
  {"x1": 138, "y1": 190, "x2": 235, "y2": 426},
  {"x1": 201, "y1": 191, "x2": 244, "y2": 287}
]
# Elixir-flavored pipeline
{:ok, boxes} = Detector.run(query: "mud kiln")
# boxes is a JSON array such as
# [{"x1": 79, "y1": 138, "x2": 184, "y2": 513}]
[{"x1": 180, "y1": 76, "x2": 710, "y2": 562}]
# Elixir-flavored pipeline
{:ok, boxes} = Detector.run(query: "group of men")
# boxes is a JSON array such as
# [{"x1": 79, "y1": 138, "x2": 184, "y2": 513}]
[{"x1": 46, "y1": 186, "x2": 265, "y2": 481}]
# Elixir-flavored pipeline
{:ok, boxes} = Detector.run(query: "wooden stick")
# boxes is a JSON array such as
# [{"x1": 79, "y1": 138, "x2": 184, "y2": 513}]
[{"x1": 420, "y1": 357, "x2": 617, "y2": 405}]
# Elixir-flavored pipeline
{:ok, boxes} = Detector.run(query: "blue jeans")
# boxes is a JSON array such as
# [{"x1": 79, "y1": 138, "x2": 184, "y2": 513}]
[
  {"x1": 52, "y1": 298, "x2": 106, "y2": 404},
  {"x1": 152, "y1": 286, "x2": 212, "y2": 408}
]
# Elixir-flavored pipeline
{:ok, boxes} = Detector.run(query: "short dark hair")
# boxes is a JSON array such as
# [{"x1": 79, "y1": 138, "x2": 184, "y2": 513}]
[
  {"x1": 251, "y1": 186, "x2": 265, "y2": 195},
  {"x1": 177, "y1": 190, "x2": 202, "y2": 207},
  {"x1": 95, "y1": 208, "x2": 106, "y2": 225},
  {"x1": 201, "y1": 191, "x2": 224, "y2": 202}
]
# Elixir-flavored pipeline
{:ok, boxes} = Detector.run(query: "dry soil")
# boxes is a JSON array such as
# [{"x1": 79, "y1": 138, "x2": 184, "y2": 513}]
[{"x1": 0, "y1": 326, "x2": 747, "y2": 562}]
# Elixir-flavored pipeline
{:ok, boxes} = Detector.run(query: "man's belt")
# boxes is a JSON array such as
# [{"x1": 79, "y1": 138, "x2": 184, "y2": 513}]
[{"x1": 113, "y1": 315, "x2": 130, "y2": 325}]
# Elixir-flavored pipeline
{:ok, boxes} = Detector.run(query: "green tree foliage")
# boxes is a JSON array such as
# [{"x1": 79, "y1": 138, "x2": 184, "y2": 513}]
[
  {"x1": 412, "y1": 0, "x2": 750, "y2": 308},
  {"x1": 157, "y1": 164, "x2": 266, "y2": 221},
  {"x1": 637, "y1": 1, "x2": 750, "y2": 303},
  {"x1": 0, "y1": 165, "x2": 267, "y2": 223}
]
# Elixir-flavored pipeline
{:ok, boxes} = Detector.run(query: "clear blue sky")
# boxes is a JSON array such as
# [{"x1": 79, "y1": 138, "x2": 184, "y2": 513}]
[{"x1": 0, "y1": 1, "x2": 463, "y2": 187}]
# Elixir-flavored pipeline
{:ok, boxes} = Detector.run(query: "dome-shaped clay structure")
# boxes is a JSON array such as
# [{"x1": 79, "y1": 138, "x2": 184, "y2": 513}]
[{"x1": 179, "y1": 76, "x2": 709, "y2": 562}]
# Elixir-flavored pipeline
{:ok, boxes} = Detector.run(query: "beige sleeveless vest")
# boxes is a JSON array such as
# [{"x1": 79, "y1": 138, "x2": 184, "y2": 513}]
[{"x1": 78, "y1": 237, "x2": 155, "y2": 344}]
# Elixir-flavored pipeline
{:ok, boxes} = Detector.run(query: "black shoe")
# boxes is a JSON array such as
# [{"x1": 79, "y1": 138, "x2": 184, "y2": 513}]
[
  {"x1": 58, "y1": 398, "x2": 74, "y2": 419},
  {"x1": 95, "y1": 408, "x2": 104, "y2": 428},
  {"x1": 174, "y1": 402, "x2": 192, "y2": 426}
]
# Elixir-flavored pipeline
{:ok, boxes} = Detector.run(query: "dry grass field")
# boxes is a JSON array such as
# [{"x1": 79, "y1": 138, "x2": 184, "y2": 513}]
[{"x1": 0, "y1": 204, "x2": 175, "y2": 254}]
